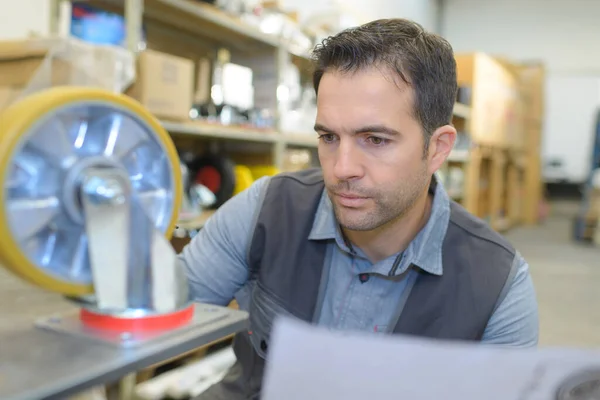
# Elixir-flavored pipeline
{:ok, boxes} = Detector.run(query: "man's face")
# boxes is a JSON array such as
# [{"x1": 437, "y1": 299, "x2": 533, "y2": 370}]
[{"x1": 315, "y1": 68, "x2": 443, "y2": 232}]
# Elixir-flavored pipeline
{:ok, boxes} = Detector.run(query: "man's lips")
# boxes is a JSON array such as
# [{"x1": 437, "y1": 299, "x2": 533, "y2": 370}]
[
  {"x1": 334, "y1": 192, "x2": 369, "y2": 208},
  {"x1": 336, "y1": 192, "x2": 367, "y2": 199}
]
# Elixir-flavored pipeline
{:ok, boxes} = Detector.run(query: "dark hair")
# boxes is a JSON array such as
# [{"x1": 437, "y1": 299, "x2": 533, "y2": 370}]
[{"x1": 311, "y1": 18, "x2": 457, "y2": 149}]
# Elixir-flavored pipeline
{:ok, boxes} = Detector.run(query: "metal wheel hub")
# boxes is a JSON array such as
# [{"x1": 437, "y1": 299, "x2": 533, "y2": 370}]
[{"x1": 62, "y1": 156, "x2": 125, "y2": 224}]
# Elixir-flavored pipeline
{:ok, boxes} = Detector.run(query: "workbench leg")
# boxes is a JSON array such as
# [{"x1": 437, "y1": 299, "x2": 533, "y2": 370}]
[
  {"x1": 106, "y1": 373, "x2": 137, "y2": 400},
  {"x1": 121, "y1": 373, "x2": 138, "y2": 400}
]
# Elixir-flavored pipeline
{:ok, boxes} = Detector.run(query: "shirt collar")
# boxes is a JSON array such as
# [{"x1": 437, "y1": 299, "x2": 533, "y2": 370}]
[{"x1": 308, "y1": 174, "x2": 451, "y2": 276}]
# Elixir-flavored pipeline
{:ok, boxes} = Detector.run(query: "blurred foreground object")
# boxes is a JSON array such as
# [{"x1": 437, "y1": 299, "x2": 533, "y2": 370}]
[
  {"x1": 0, "y1": 85, "x2": 248, "y2": 399},
  {"x1": 263, "y1": 317, "x2": 600, "y2": 400}
]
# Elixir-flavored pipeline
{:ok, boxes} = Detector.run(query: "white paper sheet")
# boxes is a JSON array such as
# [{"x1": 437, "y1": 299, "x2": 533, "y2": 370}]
[{"x1": 262, "y1": 316, "x2": 600, "y2": 400}]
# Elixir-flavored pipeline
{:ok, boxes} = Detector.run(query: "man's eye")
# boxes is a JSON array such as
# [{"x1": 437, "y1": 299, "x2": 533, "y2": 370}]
[
  {"x1": 367, "y1": 136, "x2": 387, "y2": 146},
  {"x1": 318, "y1": 134, "x2": 336, "y2": 143}
]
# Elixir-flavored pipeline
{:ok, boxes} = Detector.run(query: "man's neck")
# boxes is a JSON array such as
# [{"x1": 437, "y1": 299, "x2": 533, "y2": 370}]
[{"x1": 343, "y1": 191, "x2": 433, "y2": 263}]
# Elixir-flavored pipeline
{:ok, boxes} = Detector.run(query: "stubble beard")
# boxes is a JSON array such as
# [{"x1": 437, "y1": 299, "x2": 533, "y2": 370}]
[{"x1": 329, "y1": 163, "x2": 430, "y2": 232}]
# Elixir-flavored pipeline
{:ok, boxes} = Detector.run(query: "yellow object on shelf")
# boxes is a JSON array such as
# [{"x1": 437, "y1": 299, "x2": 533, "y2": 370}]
[
  {"x1": 248, "y1": 165, "x2": 280, "y2": 180},
  {"x1": 234, "y1": 165, "x2": 255, "y2": 195}
]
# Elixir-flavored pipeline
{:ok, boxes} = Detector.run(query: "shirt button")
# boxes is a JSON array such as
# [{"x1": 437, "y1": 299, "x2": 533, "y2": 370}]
[{"x1": 359, "y1": 273, "x2": 370, "y2": 283}]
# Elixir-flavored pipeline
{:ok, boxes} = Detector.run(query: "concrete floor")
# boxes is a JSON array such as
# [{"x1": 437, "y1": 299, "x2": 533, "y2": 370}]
[
  {"x1": 0, "y1": 200, "x2": 598, "y2": 349},
  {"x1": 504, "y1": 201, "x2": 600, "y2": 348}
]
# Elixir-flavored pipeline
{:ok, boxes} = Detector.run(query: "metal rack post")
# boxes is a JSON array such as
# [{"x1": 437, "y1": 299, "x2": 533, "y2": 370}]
[{"x1": 125, "y1": 0, "x2": 145, "y2": 53}]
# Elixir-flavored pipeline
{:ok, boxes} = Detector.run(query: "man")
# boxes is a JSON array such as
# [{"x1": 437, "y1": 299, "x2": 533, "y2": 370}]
[{"x1": 181, "y1": 18, "x2": 539, "y2": 399}]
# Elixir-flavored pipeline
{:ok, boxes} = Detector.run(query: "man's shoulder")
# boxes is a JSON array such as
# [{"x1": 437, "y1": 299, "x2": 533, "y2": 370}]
[
  {"x1": 269, "y1": 168, "x2": 324, "y2": 187},
  {"x1": 446, "y1": 200, "x2": 516, "y2": 258},
  {"x1": 260, "y1": 168, "x2": 325, "y2": 208}
]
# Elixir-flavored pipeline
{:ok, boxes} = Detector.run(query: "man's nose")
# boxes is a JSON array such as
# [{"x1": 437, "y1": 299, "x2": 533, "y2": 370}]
[{"x1": 333, "y1": 139, "x2": 363, "y2": 181}]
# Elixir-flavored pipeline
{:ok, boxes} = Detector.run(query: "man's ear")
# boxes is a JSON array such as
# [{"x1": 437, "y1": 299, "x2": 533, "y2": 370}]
[{"x1": 427, "y1": 124, "x2": 457, "y2": 175}]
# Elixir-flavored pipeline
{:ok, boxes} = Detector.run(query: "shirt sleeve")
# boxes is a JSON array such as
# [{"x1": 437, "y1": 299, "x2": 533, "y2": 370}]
[
  {"x1": 178, "y1": 175, "x2": 271, "y2": 306},
  {"x1": 481, "y1": 254, "x2": 539, "y2": 347}
]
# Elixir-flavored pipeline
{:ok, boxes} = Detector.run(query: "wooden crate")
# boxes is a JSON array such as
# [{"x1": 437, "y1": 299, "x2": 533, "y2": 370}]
[
  {"x1": 513, "y1": 62, "x2": 545, "y2": 153},
  {"x1": 455, "y1": 53, "x2": 520, "y2": 149},
  {"x1": 489, "y1": 148, "x2": 508, "y2": 231},
  {"x1": 518, "y1": 63, "x2": 545, "y2": 225},
  {"x1": 505, "y1": 151, "x2": 527, "y2": 227},
  {"x1": 461, "y1": 145, "x2": 494, "y2": 220},
  {"x1": 494, "y1": 57, "x2": 529, "y2": 152},
  {"x1": 517, "y1": 62, "x2": 545, "y2": 123},
  {"x1": 523, "y1": 154, "x2": 544, "y2": 225}
]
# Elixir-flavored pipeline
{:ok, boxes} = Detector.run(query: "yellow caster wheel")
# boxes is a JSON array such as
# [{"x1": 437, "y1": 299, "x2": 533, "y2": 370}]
[
  {"x1": 233, "y1": 165, "x2": 255, "y2": 195},
  {"x1": 248, "y1": 165, "x2": 280, "y2": 180},
  {"x1": 0, "y1": 86, "x2": 182, "y2": 296}
]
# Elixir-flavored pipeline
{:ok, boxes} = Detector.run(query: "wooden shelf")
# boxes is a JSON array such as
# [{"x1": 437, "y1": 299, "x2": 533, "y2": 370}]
[
  {"x1": 163, "y1": 121, "x2": 279, "y2": 143},
  {"x1": 282, "y1": 133, "x2": 318, "y2": 148},
  {"x1": 81, "y1": 0, "x2": 309, "y2": 55},
  {"x1": 164, "y1": 106, "x2": 472, "y2": 149},
  {"x1": 164, "y1": 122, "x2": 323, "y2": 148}
]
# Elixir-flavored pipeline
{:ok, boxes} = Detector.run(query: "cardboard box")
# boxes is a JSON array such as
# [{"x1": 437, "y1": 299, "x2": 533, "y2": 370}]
[
  {"x1": 127, "y1": 49, "x2": 194, "y2": 121},
  {"x1": 0, "y1": 86, "x2": 22, "y2": 112},
  {"x1": 0, "y1": 38, "x2": 134, "y2": 93},
  {"x1": 0, "y1": 39, "x2": 72, "y2": 88}
]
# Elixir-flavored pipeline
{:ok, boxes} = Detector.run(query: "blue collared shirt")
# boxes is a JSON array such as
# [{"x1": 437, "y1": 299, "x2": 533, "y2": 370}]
[{"x1": 181, "y1": 175, "x2": 539, "y2": 347}]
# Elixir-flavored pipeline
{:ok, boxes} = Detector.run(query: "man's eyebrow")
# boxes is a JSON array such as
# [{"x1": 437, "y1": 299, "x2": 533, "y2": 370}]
[
  {"x1": 314, "y1": 123, "x2": 335, "y2": 134},
  {"x1": 314, "y1": 124, "x2": 401, "y2": 136},
  {"x1": 353, "y1": 125, "x2": 401, "y2": 136}
]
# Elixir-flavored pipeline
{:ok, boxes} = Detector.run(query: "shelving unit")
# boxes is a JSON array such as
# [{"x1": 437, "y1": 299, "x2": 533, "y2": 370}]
[
  {"x1": 44, "y1": 3, "x2": 548, "y2": 234},
  {"x1": 46, "y1": 1, "x2": 551, "y2": 237},
  {"x1": 437, "y1": 53, "x2": 546, "y2": 232},
  {"x1": 45, "y1": 3, "x2": 548, "y2": 235},
  {"x1": 50, "y1": 0, "x2": 471, "y2": 172}
]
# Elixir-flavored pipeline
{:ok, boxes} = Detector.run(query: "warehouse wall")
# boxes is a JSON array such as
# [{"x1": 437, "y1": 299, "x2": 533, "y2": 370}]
[
  {"x1": 279, "y1": 0, "x2": 440, "y2": 32},
  {"x1": 342, "y1": 0, "x2": 439, "y2": 31},
  {"x1": 0, "y1": 0, "x2": 51, "y2": 39},
  {"x1": 441, "y1": 0, "x2": 600, "y2": 183}
]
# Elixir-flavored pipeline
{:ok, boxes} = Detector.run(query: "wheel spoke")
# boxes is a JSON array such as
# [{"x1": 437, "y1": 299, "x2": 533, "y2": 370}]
[
  {"x1": 39, "y1": 229, "x2": 59, "y2": 266},
  {"x1": 27, "y1": 117, "x2": 75, "y2": 164},
  {"x1": 8, "y1": 197, "x2": 60, "y2": 241},
  {"x1": 6, "y1": 162, "x2": 32, "y2": 191},
  {"x1": 72, "y1": 119, "x2": 89, "y2": 152},
  {"x1": 86, "y1": 113, "x2": 149, "y2": 158},
  {"x1": 71, "y1": 109, "x2": 151, "y2": 158},
  {"x1": 138, "y1": 189, "x2": 168, "y2": 223}
]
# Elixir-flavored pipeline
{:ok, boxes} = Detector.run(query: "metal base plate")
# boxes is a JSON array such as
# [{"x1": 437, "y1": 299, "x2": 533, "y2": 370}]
[
  {"x1": 0, "y1": 302, "x2": 248, "y2": 400},
  {"x1": 35, "y1": 304, "x2": 229, "y2": 348}
]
